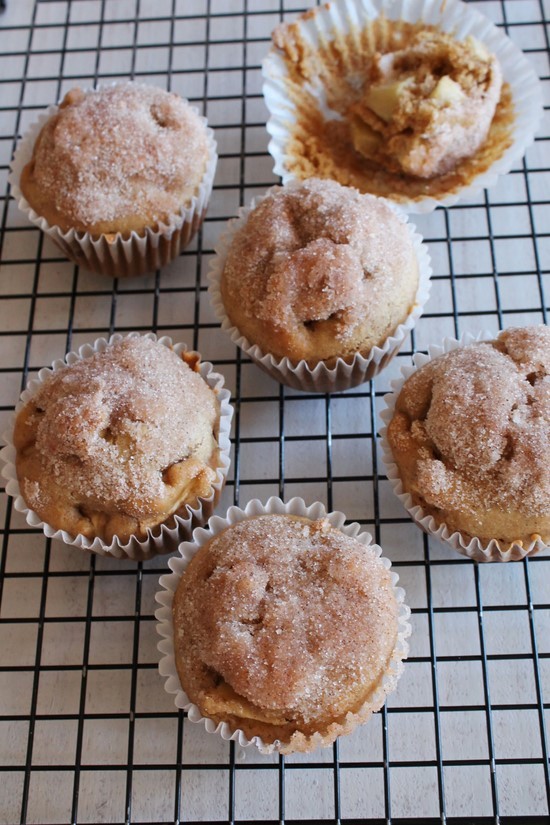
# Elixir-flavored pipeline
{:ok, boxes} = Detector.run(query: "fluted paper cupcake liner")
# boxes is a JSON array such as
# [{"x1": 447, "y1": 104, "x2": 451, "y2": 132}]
[
  {"x1": 155, "y1": 496, "x2": 411, "y2": 754},
  {"x1": 379, "y1": 331, "x2": 549, "y2": 562},
  {"x1": 9, "y1": 85, "x2": 217, "y2": 277},
  {"x1": 208, "y1": 182, "x2": 431, "y2": 393},
  {"x1": 262, "y1": 0, "x2": 543, "y2": 213},
  {"x1": 0, "y1": 332, "x2": 233, "y2": 561}
]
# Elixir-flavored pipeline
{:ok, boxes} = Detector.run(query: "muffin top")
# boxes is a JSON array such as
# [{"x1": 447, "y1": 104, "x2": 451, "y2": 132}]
[
  {"x1": 173, "y1": 514, "x2": 401, "y2": 752},
  {"x1": 387, "y1": 326, "x2": 550, "y2": 543},
  {"x1": 220, "y1": 178, "x2": 419, "y2": 364},
  {"x1": 20, "y1": 83, "x2": 210, "y2": 236},
  {"x1": 14, "y1": 337, "x2": 220, "y2": 543}
]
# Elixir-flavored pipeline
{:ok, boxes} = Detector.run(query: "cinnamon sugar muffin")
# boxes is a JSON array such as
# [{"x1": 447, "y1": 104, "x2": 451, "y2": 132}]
[
  {"x1": 13, "y1": 337, "x2": 222, "y2": 545},
  {"x1": 13, "y1": 83, "x2": 216, "y2": 275},
  {"x1": 172, "y1": 513, "x2": 406, "y2": 753},
  {"x1": 218, "y1": 178, "x2": 420, "y2": 368},
  {"x1": 386, "y1": 326, "x2": 550, "y2": 551}
]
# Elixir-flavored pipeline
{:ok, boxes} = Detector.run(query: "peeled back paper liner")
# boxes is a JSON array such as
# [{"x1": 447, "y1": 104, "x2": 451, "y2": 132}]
[
  {"x1": 0, "y1": 332, "x2": 233, "y2": 561},
  {"x1": 208, "y1": 182, "x2": 432, "y2": 394},
  {"x1": 9, "y1": 85, "x2": 218, "y2": 277},
  {"x1": 379, "y1": 331, "x2": 549, "y2": 563},
  {"x1": 262, "y1": 0, "x2": 544, "y2": 214},
  {"x1": 155, "y1": 496, "x2": 411, "y2": 755}
]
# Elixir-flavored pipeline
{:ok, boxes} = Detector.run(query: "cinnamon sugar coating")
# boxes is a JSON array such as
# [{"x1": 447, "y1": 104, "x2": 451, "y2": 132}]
[
  {"x1": 387, "y1": 326, "x2": 550, "y2": 547},
  {"x1": 220, "y1": 178, "x2": 419, "y2": 365},
  {"x1": 14, "y1": 338, "x2": 220, "y2": 544},
  {"x1": 20, "y1": 83, "x2": 209, "y2": 236},
  {"x1": 173, "y1": 514, "x2": 402, "y2": 753}
]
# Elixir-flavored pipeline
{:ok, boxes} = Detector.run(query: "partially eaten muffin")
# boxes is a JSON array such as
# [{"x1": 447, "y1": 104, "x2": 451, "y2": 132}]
[
  {"x1": 173, "y1": 514, "x2": 405, "y2": 753},
  {"x1": 14, "y1": 337, "x2": 221, "y2": 544},
  {"x1": 268, "y1": 10, "x2": 514, "y2": 202},
  {"x1": 349, "y1": 29, "x2": 502, "y2": 178}
]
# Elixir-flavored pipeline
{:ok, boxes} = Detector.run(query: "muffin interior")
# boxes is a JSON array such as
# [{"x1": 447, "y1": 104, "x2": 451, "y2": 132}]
[{"x1": 348, "y1": 29, "x2": 502, "y2": 178}]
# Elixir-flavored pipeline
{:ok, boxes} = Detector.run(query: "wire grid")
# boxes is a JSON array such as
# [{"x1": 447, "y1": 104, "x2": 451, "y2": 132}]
[{"x1": 0, "y1": 0, "x2": 549, "y2": 822}]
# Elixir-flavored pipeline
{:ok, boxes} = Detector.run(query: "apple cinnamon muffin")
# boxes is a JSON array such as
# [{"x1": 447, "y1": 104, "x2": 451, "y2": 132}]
[
  {"x1": 386, "y1": 326, "x2": 550, "y2": 549},
  {"x1": 349, "y1": 29, "x2": 503, "y2": 178},
  {"x1": 219, "y1": 178, "x2": 419, "y2": 366},
  {"x1": 264, "y1": 4, "x2": 522, "y2": 205},
  {"x1": 172, "y1": 513, "x2": 406, "y2": 753},
  {"x1": 13, "y1": 82, "x2": 216, "y2": 275},
  {"x1": 20, "y1": 83, "x2": 210, "y2": 236},
  {"x1": 13, "y1": 336, "x2": 222, "y2": 545}
]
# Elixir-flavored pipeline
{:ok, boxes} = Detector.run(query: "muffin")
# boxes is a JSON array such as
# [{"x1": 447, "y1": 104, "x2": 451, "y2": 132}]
[
  {"x1": 4, "y1": 334, "x2": 232, "y2": 559},
  {"x1": 348, "y1": 29, "x2": 502, "y2": 179},
  {"x1": 210, "y1": 177, "x2": 430, "y2": 392},
  {"x1": 384, "y1": 326, "x2": 550, "y2": 560},
  {"x1": 159, "y1": 501, "x2": 410, "y2": 754},
  {"x1": 263, "y1": 0, "x2": 542, "y2": 210},
  {"x1": 11, "y1": 83, "x2": 217, "y2": 276}
]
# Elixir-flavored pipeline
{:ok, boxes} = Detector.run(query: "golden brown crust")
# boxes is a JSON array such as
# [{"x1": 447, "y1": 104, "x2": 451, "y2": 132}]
[
  {"x1": 220, "y1": 178, "x2": 419, "y2": 365},
  {"x1": 387, "y1": 326, "x2": 550, "y2": 546},
  {"x1": 14, "y1": 338, "x2": 220, "y2": 543},
  {"x1": 20, "y1": 83, "x2": 209, "y2": 236},
  {"x1": 173, "y1": 514, "x2": 400, "y2": 753}
]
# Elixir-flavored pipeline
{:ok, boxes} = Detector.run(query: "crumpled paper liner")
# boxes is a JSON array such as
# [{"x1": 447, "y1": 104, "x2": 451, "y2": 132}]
[
  {"x1": 379, "y1": 331, "x2": 549, "y2": 562},
  {"x1": 0, "y1": 332, "x2": 233, "y2": 561},
  {"x1": 9, "y1": 84, "x2": 217, "y2": 277},
  {"x1": 262, "y1": 0, "x2": 543, "y2": 214},
  {"x1": 155, "y1": 495, "x2": 411, "y2": 755},
  {"x1": 208, "y1": 181, "x2": 432, "y2": 393}
]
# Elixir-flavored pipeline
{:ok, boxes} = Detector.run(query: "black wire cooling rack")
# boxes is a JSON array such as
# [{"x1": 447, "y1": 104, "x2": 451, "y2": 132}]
[{"x1": 0, "y1": 1, "x2": 549, "y2": 823}]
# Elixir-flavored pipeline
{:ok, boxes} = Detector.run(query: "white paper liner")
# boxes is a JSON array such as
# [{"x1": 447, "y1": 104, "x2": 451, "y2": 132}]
[
  {"x1": 9, "y1": 83, "x2": 218, "y2": 277},
  {"x1": 262, "y1": 0, "x2": 544, "y2": 214},
  {"x1": 379, "y1": 331, "x2": 549, "y2": 562},
  {"x1": 155, "y1": 496, "x2": 411, "y2": 754},
  {"x1": 208, "y1": 181, "x2": 432, "y2": 393},
  {"x1": 0, "y1": 332, "x2": 233, "y2": 561}
]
